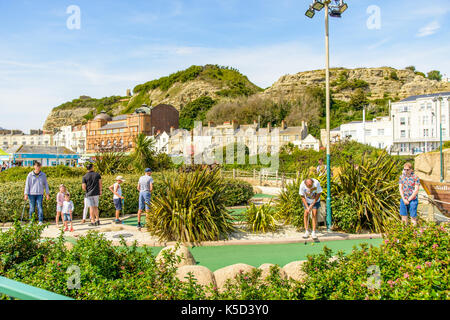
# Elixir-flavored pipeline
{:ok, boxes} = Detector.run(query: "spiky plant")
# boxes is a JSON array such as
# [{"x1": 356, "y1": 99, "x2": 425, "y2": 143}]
[
  {"x1": 146, "y1": 169, "x2": 236, "y2": 244},
  {"x1": 244, "y1": 202, "x2": 279, "y2": 233},
  {"x1": 332, "y1": 151, "x2": 400, "y2": 233}
]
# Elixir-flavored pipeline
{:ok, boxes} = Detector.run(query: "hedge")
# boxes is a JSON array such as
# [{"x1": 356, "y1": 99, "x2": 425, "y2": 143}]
[{"x1": 0, "y1": 173, "x2": 254, "y2": 222}]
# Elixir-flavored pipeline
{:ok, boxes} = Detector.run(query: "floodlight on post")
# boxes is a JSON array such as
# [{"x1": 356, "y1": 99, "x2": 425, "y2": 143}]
[
  {"x1": 305, "y1": 5, "x2": 315, "y2": 18},
  {"x1": 312, "y1": 0, "x2": 325, "y2": 11},
  {"x1": 304, "y1": 0, "x2": 348, "y2": 232}
]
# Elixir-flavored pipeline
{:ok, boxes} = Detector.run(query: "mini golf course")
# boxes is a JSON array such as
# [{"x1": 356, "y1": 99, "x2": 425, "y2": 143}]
[{"x1": 65, "y1": 235, "x2": 382, "y2": 272}]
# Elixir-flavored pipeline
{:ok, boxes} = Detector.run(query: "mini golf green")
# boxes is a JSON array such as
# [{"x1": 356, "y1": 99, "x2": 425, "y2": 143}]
[
  {"x1": 253, "y1": 194, "x2": 276, "y2": 199},
  {"x1": 65, "y1": 235, "x2": 381, "y2": 272}
]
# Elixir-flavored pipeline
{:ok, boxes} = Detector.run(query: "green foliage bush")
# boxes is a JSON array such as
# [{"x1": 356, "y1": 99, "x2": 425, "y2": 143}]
[
  {"x1": 0, "y1": 174, "x2": 163, "y2": 222},
  {"x1": 221, "y1": 178, "x2": 254, "y2": 207},
  {"x1": 147, "y1": 169, "x2": 236, "y2": 244},
  {"x1": 1, "y1": 223, "x2": 207, "y2": 300},
  {"x1": 331, "y1": 195, "x2": 358, "y2": 233},
  {"x1": 244, "y1": 202, "x2": 279, "y2": 233},
  {"x1": 2, "y1": 221, "x2": 447, "y2": 300},
  {"x1": 0, "y1": 165, "x2": 86, "y2": 183},
  {"x1": 179, "y1": 96, "x2": 216, "y2": 129}
]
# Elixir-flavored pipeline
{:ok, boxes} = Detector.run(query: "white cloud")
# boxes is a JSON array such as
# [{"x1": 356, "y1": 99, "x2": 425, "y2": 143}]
[{"x1": 417, "y1": 21, "x2": 440, "y2": 37}]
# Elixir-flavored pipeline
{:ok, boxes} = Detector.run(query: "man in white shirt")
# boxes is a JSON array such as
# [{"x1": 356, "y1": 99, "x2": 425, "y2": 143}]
[{"x1": 299, "y1": 178, "x2": 323, "y2": 239}]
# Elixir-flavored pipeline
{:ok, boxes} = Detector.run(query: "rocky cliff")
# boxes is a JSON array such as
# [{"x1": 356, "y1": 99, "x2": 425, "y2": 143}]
[
  {"x1": 43, "y1": 65, "x2": 450, "y2": 131},
  {"x1": 263, "y1": 67, "x2": 450, "y2": 102}
]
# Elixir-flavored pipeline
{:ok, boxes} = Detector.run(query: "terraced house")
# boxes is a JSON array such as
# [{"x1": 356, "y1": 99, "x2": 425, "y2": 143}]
[
  {"x1": 85, "y1": 104, "x2": 179, "y2": 154},
  {"x1": 166, "y1": 119, "x2": 319, "y2": 157}
]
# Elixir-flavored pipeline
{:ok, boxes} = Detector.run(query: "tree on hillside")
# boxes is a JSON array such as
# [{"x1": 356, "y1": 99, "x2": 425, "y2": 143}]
[
  {"x1": 405, "y1": 66, "x2": 416, "y2": 72},
  {"x1": 205, "y1": 96, "x2": 289, "y2": 127},
  {"x1": 349, "y1": 88, "x2": 369, "y2": 111},
  {"x1": 179, "y1": 96, "x2": 216, "y2": 130},
  {"x1": 427, "y1": 70, "x2": 442, "y2": 81}
]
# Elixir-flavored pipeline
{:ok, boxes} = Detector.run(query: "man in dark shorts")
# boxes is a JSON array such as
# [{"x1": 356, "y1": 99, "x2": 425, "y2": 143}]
[{"x1": 82, "y1": 163, "x2": 102, "y2": 226}]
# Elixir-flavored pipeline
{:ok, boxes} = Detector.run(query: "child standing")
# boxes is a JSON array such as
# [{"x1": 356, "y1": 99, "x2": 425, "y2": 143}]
[
  {"x1": 62, "y1": 193, "x2": 74, "y2": 232},
  {"x1": 109, "y1": 176, "x2": 125, "y2": 224},
  {"x1": 56, "y1": 184, "x2": 67, "y2": 227}
]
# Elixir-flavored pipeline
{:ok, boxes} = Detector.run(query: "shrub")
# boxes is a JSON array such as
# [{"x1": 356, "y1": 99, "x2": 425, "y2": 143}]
[
  {"x1": 332, "y1": 151, "x2": 400, "y2": 233},
  {"x1": 244, "y1": 202, "x2": 279, "y2": 233},
  {"x1": 0, "y1": 174, "x2": 164, "y2": 222},
  {"x1": 1, "y1": 220, "x2": 448, "y2": 300},
  {"x1": 299, "y1": 222, "x2": 449, "y2": 300},
  {"x1": 221, "y1": 178, "x2": 254, "y2": 206},
  {"x1": 0, "y1": 165, "x2": 86, "y2": 183},
  {"x1": 331, "y1": 195, "x2": 358, "y2": 233},
  {"x1": 146, "y1": 169, "x2": 237, "y2": 244}
]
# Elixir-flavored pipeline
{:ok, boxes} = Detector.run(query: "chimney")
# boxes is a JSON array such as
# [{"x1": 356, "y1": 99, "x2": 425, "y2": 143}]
[
  {"x1": 232, "y1": 119, "x2": 239, "y2": 130},
  {"x1": 208, "y1": 121, "x2": 215, "y2": 128},
  {"x1": 281, "y1": 120, "x2": 286, "y2": 129},
  {"x1": 267, "y1": 122, "x2": 272, "y2": 132},
  {"x1": 170, "y1": 126, "x2": 174, "y2": 135}
]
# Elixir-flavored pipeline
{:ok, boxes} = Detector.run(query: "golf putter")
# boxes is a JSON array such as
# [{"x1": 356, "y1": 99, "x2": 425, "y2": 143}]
[{"x1": 21, "y1": 201, "x2": 26, "y2": 222}]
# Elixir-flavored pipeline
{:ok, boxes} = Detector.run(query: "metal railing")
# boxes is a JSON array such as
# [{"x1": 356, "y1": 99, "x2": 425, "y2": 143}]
[{"x1": 0, "y1": 276, "x2": 73, "y2": 300}]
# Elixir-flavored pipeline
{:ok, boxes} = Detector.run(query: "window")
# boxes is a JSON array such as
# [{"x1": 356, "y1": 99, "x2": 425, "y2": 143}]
[
  {"x1": 422, "y1": 116, "x2": 429, "y2": 125},
  {"x1": 424, "y1": 129, "x2": 429, "y2": 137},
  {"x1": 107, "y1": 130, "x2": 112, "y2": 134},
  {"x1": 295, "y1": 135, "x2": 299, "y2": 140},
  {"x1": 400, "y1": 143, "x2": 407, "y2": 152},
  {"x1": 119, "y1": 129, "x2": 125, "y2": 133},
  {"x1": 400, "y1": 117, "x2": 406, "y2": 125},
  {"x1": 378, "y1": 129, "x2": 384, "y2": 136},
  {"x1": 420, "y1": 104, "x2": 425, "y2": 111},
  {"x1": 365, "y1": 129, "x2": 371, "y2": 136},
  {"x1": 113, "y1": 129, "x2": 119, "y2": 133},
  {"x1": 283, "y1": 136, "x2": 289, "y2": 142},
  {"x1": 427, "y1": 103, "x2": 432, "y2": 110},
  {"x1": 400, "y1": 130, "x2": 406, "y2": 138},
  {"x1": 443, "y1": 128, "x2": 447, "y2": 137}
]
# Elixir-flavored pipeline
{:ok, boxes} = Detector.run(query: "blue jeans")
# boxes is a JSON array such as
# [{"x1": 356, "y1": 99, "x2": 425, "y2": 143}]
[
  {"x1": 29, "y1": 195, "x2": 44, "y2": 222},
  {"x1": 400, "y1": 198, "x2": 418, "y2": 218}
]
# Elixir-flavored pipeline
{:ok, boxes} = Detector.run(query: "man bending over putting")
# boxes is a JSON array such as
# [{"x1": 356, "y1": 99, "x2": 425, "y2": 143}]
[{"x1": 299, "y1": 178, "x2": 322, "y2": 240}]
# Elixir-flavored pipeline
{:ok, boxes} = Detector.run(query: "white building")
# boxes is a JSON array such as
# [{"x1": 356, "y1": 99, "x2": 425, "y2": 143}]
[
  {"x1": 339, "y1": 116, "x2": 393, "y2": 150},
  {"x1": 391, "y1": 92, "x2": 450, "y2": 155},
  {"x1": 166, "y1": 120, "x2": 319, "y2": 159},
  {"x1": 152, "y1": 131, "x2": 170, "y2": 154},
  {"x1": 0, "y1": 129, "x2": 53, "y2": 150},
  {"x1": 53, "y1": 125, "x2": 86, "y2": 154}
]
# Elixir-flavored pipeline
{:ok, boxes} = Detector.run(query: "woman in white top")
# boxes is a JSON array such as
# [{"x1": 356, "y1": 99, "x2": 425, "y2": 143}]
[{"x1": 109, "y1": 176, "x2": 125, "y2": 224}]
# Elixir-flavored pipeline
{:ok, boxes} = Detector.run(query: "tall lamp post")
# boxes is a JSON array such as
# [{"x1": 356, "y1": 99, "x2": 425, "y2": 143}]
[
  {"x1": 305, "y1": 0, "x2": 348, "y2": 232},
  {"x1": 434, "y1": 96, "x2": 444, "y2": 182}
]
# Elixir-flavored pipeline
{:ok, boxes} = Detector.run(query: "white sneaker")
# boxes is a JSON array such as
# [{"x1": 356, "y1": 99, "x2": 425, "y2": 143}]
[
  {"x1": 303, "y1": 230, "x2": 310, "y2": 239},
  {"x1": 311, "y1": 231, "x2": 318, "y2": 239}
]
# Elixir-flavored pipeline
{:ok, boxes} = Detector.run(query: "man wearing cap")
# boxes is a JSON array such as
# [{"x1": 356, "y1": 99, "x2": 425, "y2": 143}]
[
  {"x1": 82, "y1": 163, "x2": 102, "y2": 226},
  {"x1": 137, "y1": 168, "x2": 153, "y2": 228},
  {"x1": 109, "y1": 176, "x2": 125, "y2": 224}
]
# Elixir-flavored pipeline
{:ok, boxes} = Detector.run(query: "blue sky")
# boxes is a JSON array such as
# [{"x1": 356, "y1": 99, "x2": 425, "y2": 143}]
[{"x1": 1, "y1": 0, "x2": 449, "y2": 131}]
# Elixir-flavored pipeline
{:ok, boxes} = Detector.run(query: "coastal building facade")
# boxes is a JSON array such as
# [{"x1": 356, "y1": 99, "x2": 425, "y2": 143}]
[
  {"x1": 85, "y1": 104, "x2": 179, "y2": 154},
  {"x1": 53, "y1": 125, "x2": 87, "y2": 155},
  {"x1": 391, "y1": 92, "x2": 450, "y2": 155},
  {"x1": 0, "y1": 129, "x2": 53, "y2": 150}
]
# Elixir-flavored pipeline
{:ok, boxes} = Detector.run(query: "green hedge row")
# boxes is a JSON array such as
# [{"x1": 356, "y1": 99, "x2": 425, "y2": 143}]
[
  {"x1": 0, "y1": 166, "x2": 86, "y2": 183},
  {"x1": 0, "y1": 173, "x2": 254, "y2": 222}
]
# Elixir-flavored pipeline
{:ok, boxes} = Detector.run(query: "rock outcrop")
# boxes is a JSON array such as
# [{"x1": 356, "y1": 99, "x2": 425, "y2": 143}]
[
  {"x1": 263, "y1": 67, "x2": 450, "y2": 102},
  {"x1": 283, "y1": 260, "x2": 307, "y2": 282},
  {"x1": 176, "y1": 265, "x2": 216, "y2": 287},
  {"x1": 213, "y1": 263, "x2": 256, "y2": 291}
]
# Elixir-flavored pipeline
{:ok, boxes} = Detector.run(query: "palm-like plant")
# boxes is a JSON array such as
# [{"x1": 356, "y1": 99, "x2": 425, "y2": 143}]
[
  {"x1": 245, "y1": 202, "x2": 279, "y2": 233},
  {"x1": 146, "y1": 169, "x2": 236, "y2": 244},
  {"x1": 332, "y1": 151, "x2": 400, "y2": 233},
  {"x1": 132, "y1": 133, "x2": 155, "y2": 172}
]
